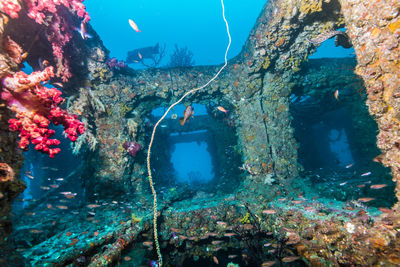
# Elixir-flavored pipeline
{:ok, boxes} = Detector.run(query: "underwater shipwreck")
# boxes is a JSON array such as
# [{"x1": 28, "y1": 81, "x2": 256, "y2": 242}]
[{"x1": 1, "y1": 0, "x2": 400, "y2": 266}]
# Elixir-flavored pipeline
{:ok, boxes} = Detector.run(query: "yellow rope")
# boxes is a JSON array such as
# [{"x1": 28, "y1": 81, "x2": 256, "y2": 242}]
[{"x1": 146, "y1": 0, "x2": 231, "y2": 265}]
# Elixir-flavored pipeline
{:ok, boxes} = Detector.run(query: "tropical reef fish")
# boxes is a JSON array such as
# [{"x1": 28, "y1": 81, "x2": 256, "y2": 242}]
[
  {"x1": 262, "y1": 209, "x2": 277, "y2": 214},
  {"x1": 143, "y1": 241, "x2": 153, "y2": 247},
  {"x1": 370, "y1": 184, "x2": 387, "y2": 189},
  {"x1": 308, "y1": 30, "x2": 353, "y2": 48},
  {"x1": 25, "y1": 173, "x2": 34, "y2": 179},
  {"x1": 128, "y1": 19, "x2": 141, "y2": 32},
  {"x1": 261, "y1": 261, "x2": 276, "y2": 267},
  {"x1": 126, "y1": 43, "x2": 160, "y2": 63},
  {"x1": 213, "y1": 256, "x2": 219, "y2": 264},
  {"x1": 361, "y1": 172, "x2": 371, "y2": 176},
  {"x1": 38, "y1": 58, "x2": 49, "y2": 70},
  {"x1": 334, "y1": 90, "x2": 339, "y2": 100},
  {"x1": 217, "y1": 106, "x2": 228, "y2": 114},
  {"x1": 358, "y1": 197, "x2": 375, "y2": 203},
  {"x1": 373, "y1": 154, "x2": 385, "y2": 163},
  {"x1": 53, "y1": 82, "x2": 63, "y2": 88},
  {"x1": 30, "y1": 229, "x2": 43, "y2": 234},
  {"x1": 179, "y1": 105, "x2": 194, "y2": 126},
  {"x1": 75, "y1": 21, "x2": 92, "y2": 40},
  {"x1": 282, "y1": 256, "x2": 300, "y2": 263},
  {"x1": 87, "y1": 204, "x2": 101, "y2": 208}
]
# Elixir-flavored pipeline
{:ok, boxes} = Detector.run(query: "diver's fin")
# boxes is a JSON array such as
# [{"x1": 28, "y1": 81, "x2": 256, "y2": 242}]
[{"x1": 179, "y1": 118, "x2": 185, "y2": 126}]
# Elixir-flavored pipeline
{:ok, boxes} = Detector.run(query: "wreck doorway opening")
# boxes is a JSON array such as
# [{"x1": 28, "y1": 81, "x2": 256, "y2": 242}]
[
  {"x1": 147, "y1": 103, "x2": 242, "y2": 198},
  {"x1": 170, "y1": 130, "x2": 214, "y2": 185},
  {"x1": 309, "y1": 28, "x2": 355, "y2": 59},
  {"x1": 290, "y1": 56, "x2": 395, "y2": 208}
]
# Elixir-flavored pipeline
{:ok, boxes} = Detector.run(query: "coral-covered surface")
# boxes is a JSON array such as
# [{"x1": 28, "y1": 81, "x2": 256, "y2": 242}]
[
  {"x1": 340, "y1": 0, "x2": 400, "y2": 205},
  {"x1": 1, "y1": 65, "x2": 85, "y2": 157},
  {"x1": 0, "y1": 0, "x2": 90, "y2": 81}
]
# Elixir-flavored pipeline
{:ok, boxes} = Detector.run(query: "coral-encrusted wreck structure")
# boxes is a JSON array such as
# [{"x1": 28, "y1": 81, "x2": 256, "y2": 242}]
[{"x1": 0, "y1": 0, "x2": 400, "y2": 265}]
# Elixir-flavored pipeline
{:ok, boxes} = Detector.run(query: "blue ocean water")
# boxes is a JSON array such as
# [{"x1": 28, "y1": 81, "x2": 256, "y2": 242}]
[{"x1": 85, "y1": 0, "x2": 266, "y2": 66}]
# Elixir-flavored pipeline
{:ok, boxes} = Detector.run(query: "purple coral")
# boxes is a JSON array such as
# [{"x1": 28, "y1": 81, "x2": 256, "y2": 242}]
[
  {"x1": 106, "y1": 57, "x2": 126, "y2": 70},
  {"x1": 122, "y1": 141, "x2": 142, "y2": 157}
]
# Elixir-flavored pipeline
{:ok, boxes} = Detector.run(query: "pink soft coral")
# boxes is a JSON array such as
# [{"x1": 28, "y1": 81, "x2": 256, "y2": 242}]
[
  {"x1": 0, "y1": 0, "x2": 91, "y2": 82},
  {"x1": 0, "y1": 0, "x2": 21, "y2": 19}
]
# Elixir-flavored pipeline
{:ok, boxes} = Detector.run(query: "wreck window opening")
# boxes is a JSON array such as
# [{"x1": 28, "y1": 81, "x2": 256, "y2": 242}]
[
  {"x1": 291, "y1": 58, "x2": 395, "y2": 208},
  {"x1": 309, "y1": 28, "x2": 355, "y2": 59},
  {"x1": 170, "y1": 130, "x2": 215, "y2": 185},
  {"x1": 148, "y1": 103, "x2": 242, "y2": 196}
]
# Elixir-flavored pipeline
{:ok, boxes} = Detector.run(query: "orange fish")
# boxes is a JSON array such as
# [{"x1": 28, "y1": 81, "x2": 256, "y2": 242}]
[
  {"x1": 261, "y1": 261, "x2": 276, "y2": 267},
  {"x1": 87, "y1": 204, "x2": 101, "y2": 208},
  {"x1": 357, "y1": 197, "x2": 375, "y2": 203},
  {"x1": 38, "y1": 58, "x2": 49, "y2": 70},
  {"x1": 53, "y1": 82, "x2": 63, "y2": 88},
  {"x1": 373, "y1": 154, "x2": 384, "y2": 163},
  {"x1": 179, "y1": 105, "x2": 194, "y2": 126},
  {"x1": 124, "y1": 256, "x2": 132, "y2": 261},
  {"x1": 282, "y1": 256, "x2": 300, "y2": 263},
  {"x1": 262, "y1": 209, "x2": 277, "y2": 214},
  {"x1": 21, "y1": 52, "x2": 28, "y2": 59},
  {"x1": 334, "y1": 90, "x2": 339, "y2": 100},
  {"x1": 224, "y1": 233, "x2": 235, "y2": 237},
  {"x1": 30, "y1": 229, "x2": 43, "y2": 234},
  {"x1": 213, "y1": 256, "x2": 219, "y2": 264},
  {"x1": 217, "y1": 106, "x2": 228, "y2": 114},
  {"x1": 216, "y1": 221, "x2": 227, "y2": 226},
  {"x1": 128, "y1": 19, "x2": 141, "y2": 32},
  {"x1": 370, "y1": 184, "x2": 387, "y2": 189},
  {"x1": 142, "y1": 241, "x2": 153, "y2": 247},
  {"x1": 378, "y1": 207, "x2": 391, "y2": 213},
  {"x1": 56, "y1": 205, "x2": 69, "y2": 209}
]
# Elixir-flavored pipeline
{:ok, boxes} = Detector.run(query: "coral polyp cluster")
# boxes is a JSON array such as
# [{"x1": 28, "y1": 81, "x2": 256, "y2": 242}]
[
  {"x1": 0, "y1": 0, "x2": 90, "y2": 81},
  {"x1": 1, "y1": 64, "x2": 85, "y2": 157}
]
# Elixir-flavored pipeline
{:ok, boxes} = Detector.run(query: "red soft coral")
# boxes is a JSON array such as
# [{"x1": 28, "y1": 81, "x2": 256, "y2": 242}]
[{"x1": 1, "y1": 66, "x2": 85, "y2": 157}]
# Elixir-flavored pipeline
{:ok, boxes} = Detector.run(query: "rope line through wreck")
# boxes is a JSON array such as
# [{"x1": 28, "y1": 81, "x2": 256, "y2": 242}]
[{"x1": 146, "y1": 0, "x2": 231, "y2": 265}]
